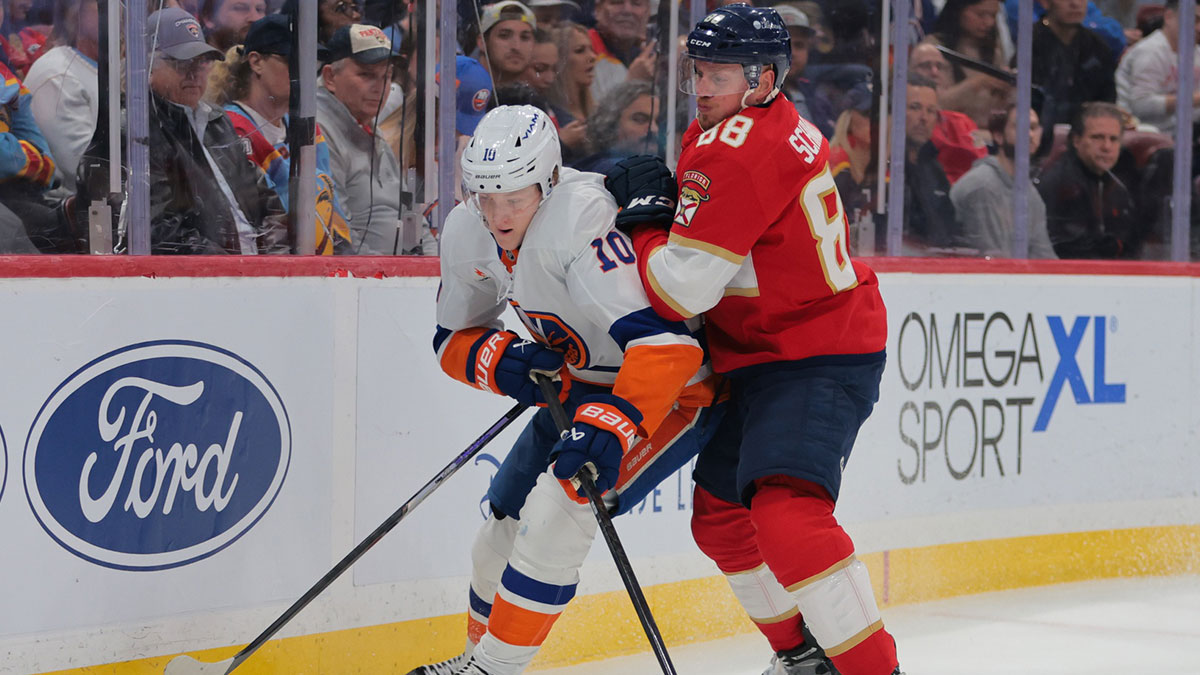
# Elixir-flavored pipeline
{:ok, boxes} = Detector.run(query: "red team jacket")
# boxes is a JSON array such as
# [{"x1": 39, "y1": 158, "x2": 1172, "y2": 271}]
[{"x1": 632, "y1": 95, "x2": 887, "y2": 374}]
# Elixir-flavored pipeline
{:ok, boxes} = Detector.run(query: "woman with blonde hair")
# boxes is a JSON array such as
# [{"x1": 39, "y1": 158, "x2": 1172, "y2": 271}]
[
  {"x1": 207, "y1": 14, "x2": 351, "y2": 254},
  {"x1": 828, "y1": 84, "x2": 875, "y2": 246},
  {"x1": 547, "y1": 21, "x2": 594, "y2": 158}
]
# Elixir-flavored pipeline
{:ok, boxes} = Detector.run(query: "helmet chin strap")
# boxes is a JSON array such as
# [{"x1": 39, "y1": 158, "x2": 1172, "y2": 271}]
[{"x1": 738, "y1": 85, "x2": 782, "y2": 111}]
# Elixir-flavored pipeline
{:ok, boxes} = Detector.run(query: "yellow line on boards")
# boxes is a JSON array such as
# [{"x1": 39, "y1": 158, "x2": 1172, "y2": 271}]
[{"x1": 39, "y1": 525, "x2": 1200, "y2": 674}]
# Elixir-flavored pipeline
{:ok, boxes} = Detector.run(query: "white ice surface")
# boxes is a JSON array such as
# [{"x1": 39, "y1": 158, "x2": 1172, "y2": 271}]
[{"x1": 533, "y1": 575, "x2": 1200, "y2": 674}]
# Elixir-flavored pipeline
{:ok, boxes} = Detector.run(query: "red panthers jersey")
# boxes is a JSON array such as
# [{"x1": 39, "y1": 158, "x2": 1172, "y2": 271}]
[{"x1": 633, "y1": 95, "x2": 887, "y2": 373}]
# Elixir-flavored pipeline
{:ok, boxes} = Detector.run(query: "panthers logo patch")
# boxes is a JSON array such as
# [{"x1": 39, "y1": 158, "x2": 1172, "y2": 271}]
[{"x1": 674, "y1": 170, "x2": 710, "y2": 228}]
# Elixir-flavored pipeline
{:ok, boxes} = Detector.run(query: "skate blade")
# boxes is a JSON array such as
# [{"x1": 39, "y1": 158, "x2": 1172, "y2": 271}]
[{"x1": 163, "y1": 654, "x2": 236, "y2": 675}]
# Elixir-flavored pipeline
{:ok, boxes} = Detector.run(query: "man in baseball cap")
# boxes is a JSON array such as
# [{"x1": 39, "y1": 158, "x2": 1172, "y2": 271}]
[
  {"x1": 147, "y1": 7, "x2": 225, "y2": 110},
  {"x1": 135, "y1": 7, "x2": 290, "y2": 254},
  {"x1": 324, "y1": 22, "x2": 392, "y2": 65},
  {"x1": 476, "y1": 0, "x2": 536, "y2": 89},
  {"x1": 147, "y1": 6, "x2": 225, "y2": 63},
  {"x1": 318, "y1": 23, "x2": 407, "y2": 253},
  {"x1": 525, "y1": 0, "x2": 578, "y2": 29}
]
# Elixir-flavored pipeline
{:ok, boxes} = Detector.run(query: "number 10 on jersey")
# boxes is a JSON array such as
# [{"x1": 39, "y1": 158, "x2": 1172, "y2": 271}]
[{"x1": 591, "y1": 231, "x2": 636, "y2": 271}]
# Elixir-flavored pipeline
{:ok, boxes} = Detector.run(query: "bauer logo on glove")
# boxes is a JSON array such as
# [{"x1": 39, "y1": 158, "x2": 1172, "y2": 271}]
[
  {"x1": 551, "y1": 394, "x2": 644, "y2": 495},
  {"x1": 576, "y1": 402, "x2": 638, "y2": 452}
]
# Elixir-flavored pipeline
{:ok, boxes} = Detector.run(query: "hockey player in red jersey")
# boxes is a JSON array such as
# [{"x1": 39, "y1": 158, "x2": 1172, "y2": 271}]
[{"x1": 604, "y1": 5, "x2": 902, "y2": 675}]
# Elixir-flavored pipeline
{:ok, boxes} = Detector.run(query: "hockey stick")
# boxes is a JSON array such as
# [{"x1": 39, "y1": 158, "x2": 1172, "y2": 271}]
[
  {"x1": 163, "y1": 402, "x2": 529, "y2": 675},
  {"x1": 932, "y1": 44, "x2": 1017, "y2": 85},
  {"x1": 534, "y1": 374, "x2": 678, "y2": 675}
]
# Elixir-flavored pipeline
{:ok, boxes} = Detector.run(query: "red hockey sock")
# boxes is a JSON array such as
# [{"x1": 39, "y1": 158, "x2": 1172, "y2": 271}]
[
  {"x1": 748, "y1": 476, "x2": 853, "y2": 587},
  {"x1": 750, "y1": 476, "x2": 897, "y2": 675},
  {"x1": 691, "y1": 487, "x2": 806, "y2": 652}
]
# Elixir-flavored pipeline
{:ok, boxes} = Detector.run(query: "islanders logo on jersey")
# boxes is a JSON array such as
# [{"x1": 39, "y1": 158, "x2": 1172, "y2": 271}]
[
  {"x1": 511, "y1": 303, "x2": 590, "y2": 370},
  {"x1": 674, "y1": 170, "x2": 710, "y2": 228}
]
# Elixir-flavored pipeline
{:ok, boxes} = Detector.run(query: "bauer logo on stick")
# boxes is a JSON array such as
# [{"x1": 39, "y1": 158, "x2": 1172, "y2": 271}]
[{"x1": 24, "y1": 340, "x2": 291, "y2": 571}]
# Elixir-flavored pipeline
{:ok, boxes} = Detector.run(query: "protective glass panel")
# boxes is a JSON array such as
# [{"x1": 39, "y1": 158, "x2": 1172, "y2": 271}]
[{"x1": 0, "y1": 0, "x2": 448, "y2": 255}]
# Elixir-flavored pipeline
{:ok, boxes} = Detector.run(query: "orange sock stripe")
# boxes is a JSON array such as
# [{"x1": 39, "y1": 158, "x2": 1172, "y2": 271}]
[
  {"x1": 467, "y1": 615, "x2": 488, "y2": 644},
  {"x1": 487, "y1": 596, "x2": 561, "y2": 647}
]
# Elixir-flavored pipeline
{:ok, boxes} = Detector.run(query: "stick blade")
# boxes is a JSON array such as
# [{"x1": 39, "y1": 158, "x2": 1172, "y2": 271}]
[{"x1": 163, "y1": 655, "x2": 235, "y2": 675}]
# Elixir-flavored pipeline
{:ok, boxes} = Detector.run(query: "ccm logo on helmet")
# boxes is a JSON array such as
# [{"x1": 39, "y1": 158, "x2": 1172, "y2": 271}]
[
  {"x1": 577, "y1": 404, "x2": 638, "y2": 452},
  {"x1": 475, "y1": 332, "x2": 509, "y2": 393}
]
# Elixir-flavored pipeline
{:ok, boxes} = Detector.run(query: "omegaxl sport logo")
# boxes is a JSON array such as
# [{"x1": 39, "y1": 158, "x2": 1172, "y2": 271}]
[{"x1": 24, "y1": 340, "x2": 291, "y2": 571}]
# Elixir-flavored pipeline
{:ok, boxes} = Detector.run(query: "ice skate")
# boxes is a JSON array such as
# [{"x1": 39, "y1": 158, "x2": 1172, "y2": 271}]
[
  {"x1": 451, "y1": 657, "x2": 496, "y2": 675},
  {"x1": 405, "y1": 652, "x2": 467, "y2": 675},
  {"x1": 762, "y1": 641, "x2": 839, "y2": 675}
]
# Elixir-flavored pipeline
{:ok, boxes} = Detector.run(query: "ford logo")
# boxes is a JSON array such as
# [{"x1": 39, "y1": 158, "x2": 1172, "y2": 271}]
[{"x1": 24, "y1": 340, "x2": 291, "y2": 571}]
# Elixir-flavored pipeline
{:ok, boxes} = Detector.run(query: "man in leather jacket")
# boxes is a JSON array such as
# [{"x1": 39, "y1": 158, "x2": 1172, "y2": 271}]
[
  {"x1": 1035, "y1": 101, "x2": 1139, "y2": 259},
  {"x1": 78, "y1": 7, "x2": 288, "y2": 254}
]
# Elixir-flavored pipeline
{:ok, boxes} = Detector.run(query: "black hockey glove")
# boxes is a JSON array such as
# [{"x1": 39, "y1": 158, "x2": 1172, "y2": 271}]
[{"x1": 604, "y1": 154, "x2": 678, "y2": 235}]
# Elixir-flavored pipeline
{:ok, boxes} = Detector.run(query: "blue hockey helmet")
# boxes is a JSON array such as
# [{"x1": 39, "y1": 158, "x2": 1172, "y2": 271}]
[{"x1": 682, "y1": 4, "x2": 791, "y2": 95}]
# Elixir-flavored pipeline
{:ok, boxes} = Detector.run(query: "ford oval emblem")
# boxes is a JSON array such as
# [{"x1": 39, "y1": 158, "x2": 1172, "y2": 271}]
[{"x1": 24, "y1": 340, "x2": 291, "y2": 571}]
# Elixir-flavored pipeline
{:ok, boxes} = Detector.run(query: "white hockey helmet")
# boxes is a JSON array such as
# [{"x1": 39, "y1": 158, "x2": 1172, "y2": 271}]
[{"x1": 461, "y1": 105, "x2": 562, "y2": 204}]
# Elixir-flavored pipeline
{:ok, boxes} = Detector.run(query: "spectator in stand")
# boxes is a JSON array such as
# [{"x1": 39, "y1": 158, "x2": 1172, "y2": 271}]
[
  {"x1": 80, "y1": 7, "x2": 288, "y2": 254},
  {"x1": 526, "y1": 0, "x2": 578, "y2": 29},
  {"x1": 573, "y1": 80, "x2": 657, "y2": 173},
  {"x1": 0, "y1": 44, "x2": 54, "y2": 253},
  {"x1": 1, "y1": 0, "x2": 46, "y2": 78},
  {"x1": 904, "y1": 74, "x2": 961, "y2": 251},
  {"x1": 1116, "y1": 0, "x2": 1200, "y2": 136},
  {"x1": 477, "y1": 1, "x2": 536, "y2": 94},
  {"x1": 1029, "y1": 0, "x2": 1117, "y2": 153},
  {"x1": 952, "y1": 105, "x2": 1058, "y2": 258},
  {"x1": 548, "y1": 22, "x2": 594, "y2": 160},
  {"x1": 773, "y1": 4, "x2": 835, "y2": 138},
  {"x1": 1005, "y1": 0, "x2": 1128, "y2": 58},
  {"x1": 319, "y1": 23, "x2": 432, "y2": 254},
  {"x1": 829, "y1": 82, "x2": 874, "y2": 225},
  {"x1": 280, "y1": 0, "x2": 362, "y2": 45},
  {"x1": 521, "y1": 28, "x2": 558, "y2": 98},
  {"x1": 1035, "y1": 101, "x2": 1139, "y2": 258},
  {"x1": 922, "y1": 0, "x2": 1013, "y2": 129},
  {"x1": 24, "y1": 0, "x2": 98, "y2": 192},
  {"x1": 909, "y1": 43, "x2": 988, "y2": 183},
  {"x1": 210, "y1": 14, "x2": 352, "y2": 254},
  {"x1": 198, "y1": 0, "x2": 267, "y2": 53},
  {"x1": 588, "y1": 0, "x2": 656, "y2": 101}
]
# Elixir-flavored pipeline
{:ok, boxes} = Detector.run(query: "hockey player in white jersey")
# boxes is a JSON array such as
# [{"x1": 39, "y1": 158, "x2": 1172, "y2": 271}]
[{"x1": 413, "y1": 105, "x2": 721, "y2": 675}]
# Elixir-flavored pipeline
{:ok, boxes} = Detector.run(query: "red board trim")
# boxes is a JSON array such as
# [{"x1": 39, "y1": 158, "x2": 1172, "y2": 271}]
[{"x1": 0, "y1": 255, "x2": 1198, "y2": 279}]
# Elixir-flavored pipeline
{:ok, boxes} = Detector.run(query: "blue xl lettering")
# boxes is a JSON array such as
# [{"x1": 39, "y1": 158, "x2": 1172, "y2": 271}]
[{"x1": 1034, "y1": 315, "x2": 1126, "y2": 431}]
